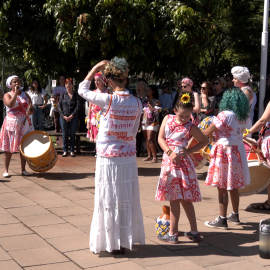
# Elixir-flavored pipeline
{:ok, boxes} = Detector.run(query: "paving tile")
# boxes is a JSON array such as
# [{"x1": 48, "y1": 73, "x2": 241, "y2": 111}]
[
  {"x1": 24, "y1": 262, "x2": 82, "y2": 270},
  {"x1": 0, "y1": 198, "x2": 36, "y2": 208},
  {"x1": 0, "y1": 213, "x2": 20, "y2": 225},
  {"x1": 0, "y1": 185, "x2": 14, "y2": 194},
  {"x1": 77, "y1": 225, "x2": 90, "y2": 234},
  {"x1": 0, "y1": 223, "x2": 32, "y2": 237},
  {"x1": 85, "y1": 260, "x2": 146, "y2": 270},
  {"x1": 7, "y1": 205, "x2": 50, "y2": 217},
  {"x1": 0, "y1": 192, "x2": 26, "y2": 201},
  {"x1": 124, "y1": 239, "x2": 184, "y2": 267},
  {"x1": 14, "y1": 185, "x2": 45, "y2": 195},
  {"x1": 0, "y1": 246, "x2": 12, "y2": 261},
  {"x1": 62, "y1": 214, "x2": 92, "y2": 227},
  {"x1": 147, "y1": 260, "x2": 205, "y2": 270},
  {"x1": 75, "y1": 199, "x2": 94, "y2": 210},
  {"x1": 60, "y1": 191, "x2": 93, "y2": 201},
  {"x1": 47, "y1": 233, "x2": 89, "y2": 252},
  {"x1": 24, "y1": 192, "x2": 64, "y2": 201},
  {"x1": 0, "y1": 206, "x2": 7, "y2": 214},
  {"x1": 0, "y1": 260, "x2": 22, "y2": 270},
  {"x1": 18, "y1": 214, "x2": 66, "y2": 227},
  {"x1": 65, "y1": 249, "x2": 127, "y2": 268},
  {"x1": 9, "y1": 247, "x2": 69, "y2": 267},
  {"x1": 0, "y1": 234, "x2": 50, "y2": 251},
  {"x1": 207, "y1": 260, "x2": 267, "y2": 270},
  {"x1": 35, "y1": 198, "x2": 76, "y2": 208},
  {"x1": 32, "y1": 223, "x2": 83, "y2": 239},
  {"x1": 174, "y1": 246, "x2": 243, "y2": 267},
  {"x1": 48, "y1": 205, "x2": 91, "y2": 217}
]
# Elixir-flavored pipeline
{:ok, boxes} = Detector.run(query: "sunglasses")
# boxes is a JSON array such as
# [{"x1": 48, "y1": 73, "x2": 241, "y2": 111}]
[
  {"x1": 213, "y1": 82, "x2": 219, "y2": 85},
  {"x1": 181, "y1": 85, "x2": 187, "y2": 88},
  {"x1": 201, "y1": 87, "x2": 206, "y2": 90}
]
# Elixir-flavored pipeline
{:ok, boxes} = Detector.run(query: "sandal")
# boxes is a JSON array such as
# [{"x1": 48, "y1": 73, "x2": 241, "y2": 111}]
[
  {"x1": 143, "y1": 156, "x2": 152, "y2": 161},
  {"x1": 70, "y1": 152, "x2": 76, "y2": 157},
  {"x1": 149, "y1": 158, "x2": 158, "y2": 163},
  {"x1": 62, "y1": 152, "x2": 68, "y2": 157},
  {"x1": 252, "y1": 200, "x2": 270, "y2": 210}
]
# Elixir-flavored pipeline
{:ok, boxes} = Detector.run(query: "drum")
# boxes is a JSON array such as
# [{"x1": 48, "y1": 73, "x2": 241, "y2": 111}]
[
  {"x1": 239, "y1": 140, "x2": 270, "y2": 196},
  {"x1": 20, "y1": 131, "x2": 58, "y2": 172},
  {"x1": 187, "y1": 137, "x2": 208, "y2": 170},
  {"x1": 198, "y1": 116, "x2": 216, "y2": 161}
]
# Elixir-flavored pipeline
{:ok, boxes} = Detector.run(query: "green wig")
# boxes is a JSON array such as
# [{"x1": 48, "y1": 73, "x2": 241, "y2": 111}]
[{"x1": 219, "y1": 89, "x2": 250, "y2": 121}]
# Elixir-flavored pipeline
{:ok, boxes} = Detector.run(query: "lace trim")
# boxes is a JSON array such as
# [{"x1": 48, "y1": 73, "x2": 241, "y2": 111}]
[{"x1": 104, "y1": 201, "x2": 132, "y2": 211}]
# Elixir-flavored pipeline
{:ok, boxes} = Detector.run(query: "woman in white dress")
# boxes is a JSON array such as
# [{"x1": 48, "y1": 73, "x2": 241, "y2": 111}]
[{"x1": 78, "y1": 57, "x2": 145, "y2": 254}]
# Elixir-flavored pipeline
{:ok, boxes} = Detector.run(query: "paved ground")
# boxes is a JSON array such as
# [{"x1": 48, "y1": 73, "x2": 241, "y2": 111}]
[{"x1": 0, "y1": 152, "x2": 270, "y2": 270}]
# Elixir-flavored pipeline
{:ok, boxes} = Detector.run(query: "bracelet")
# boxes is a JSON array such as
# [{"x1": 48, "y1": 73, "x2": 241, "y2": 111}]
[
  {"x1": 166, "y1": 149, "x2": 173, "y2": 156},
  {"x1": 244, "y1": 129, "x2": 250, "y2": 136}
]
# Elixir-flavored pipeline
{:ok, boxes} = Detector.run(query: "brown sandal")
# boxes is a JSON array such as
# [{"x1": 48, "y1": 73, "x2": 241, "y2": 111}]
[
  {"x1": 143, "y1": 156, "x2": 152, "y2": 161},
  {"x1": 252, "y1": 200, "x2": 270, "y2": 210},
  {"x1": 149, "y1": 158, "x2": 158, "y2": 163}
]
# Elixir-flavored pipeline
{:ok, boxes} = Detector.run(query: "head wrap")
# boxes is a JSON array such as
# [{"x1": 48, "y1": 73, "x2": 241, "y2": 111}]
[
  {"x1": 231, "y1": 66, "x2": 250, "y2": 83},
  {"x1": 6, "y1": 75, "x2": 19, "y2": 89},
  {"x1": 94, "y1": 72, "x2": 107, "y2": 85},
  {"x1": 181, "y1": 78, "x2": 193, "y2": 87}
]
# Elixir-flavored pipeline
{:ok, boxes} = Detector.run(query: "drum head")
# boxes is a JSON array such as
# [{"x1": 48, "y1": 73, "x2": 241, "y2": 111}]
[
  {"x1": 21, "y1": 132, "x2": 50, "y2": 158},
  {"x1": 239, "y1": 162, "x2": 270, "y2": 196}
]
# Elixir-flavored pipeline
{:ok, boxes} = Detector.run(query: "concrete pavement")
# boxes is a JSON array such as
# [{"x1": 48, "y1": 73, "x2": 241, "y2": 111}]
[{"x1": 0, "y1": 152, "x2": 270, "y2": 269}]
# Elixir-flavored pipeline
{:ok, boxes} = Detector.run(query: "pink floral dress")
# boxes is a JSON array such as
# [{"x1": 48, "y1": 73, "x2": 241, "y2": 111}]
[
  {"x1": 87, "y1": 88, "x2": 109, "y2": 142},
  {"x1": 155, "y1": 115, "x2": 201, "y2": 202},
  {"x1": 259, "y1": 122, "x2": 270, "y2": 166},
  {"x1": 205, "y1": 110, "x2": 251, "y2": 190},
  {"x1": 0, "y1": 91, "x2": 33, "y2": 153}
]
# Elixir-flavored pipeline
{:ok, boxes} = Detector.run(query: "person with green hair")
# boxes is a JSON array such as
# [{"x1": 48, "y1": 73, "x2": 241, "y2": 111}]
[
  {"x1": 202, "y1": 89, "x2": 250, "y2": 230},
  {"x1": 78, "y1": 57, "x2": 145, "y2": 254}
]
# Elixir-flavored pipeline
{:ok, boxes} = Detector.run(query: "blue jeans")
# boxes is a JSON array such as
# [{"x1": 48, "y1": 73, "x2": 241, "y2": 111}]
[
  {"x1": 31, "y1": 105, "x2": 44, "y2": 131},
  {"x1": 60, "y1": 116, "x2": 79, "y2": 153}
]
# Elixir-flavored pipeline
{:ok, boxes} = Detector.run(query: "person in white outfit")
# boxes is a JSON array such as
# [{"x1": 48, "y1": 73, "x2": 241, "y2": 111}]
[{"x1": 78, "y1": 57, "x2": 145, "y2": 254}]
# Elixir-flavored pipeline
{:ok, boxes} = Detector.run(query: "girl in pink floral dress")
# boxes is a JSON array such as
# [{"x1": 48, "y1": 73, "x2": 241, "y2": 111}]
[
  {"x1": 203, "y1": 89, "x2": 250, "y2": 230},
  {"x1": 87, "y1": 72, "x2": 109, "y2": 142},
  {"x1": 156, "y1": 92, "x2": 207, "y2": 244}
]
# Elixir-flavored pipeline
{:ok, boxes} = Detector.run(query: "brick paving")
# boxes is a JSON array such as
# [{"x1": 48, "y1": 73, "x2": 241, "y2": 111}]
[{"x1": 0, "y1": 152, "x2": 270, "y2": 269}]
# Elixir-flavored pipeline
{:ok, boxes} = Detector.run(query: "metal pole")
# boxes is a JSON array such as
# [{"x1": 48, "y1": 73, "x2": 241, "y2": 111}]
[{"x1": 259, "y1": 0, "x2": 269, "y2": 118}]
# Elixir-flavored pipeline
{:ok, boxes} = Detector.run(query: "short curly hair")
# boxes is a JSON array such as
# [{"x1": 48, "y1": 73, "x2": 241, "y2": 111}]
[
  {"x1": 219, "y1": 89, "x2": 249, "y2": 121},
  {"x1": 104, "y1": 57, "x2": 129, "y2": 83}
]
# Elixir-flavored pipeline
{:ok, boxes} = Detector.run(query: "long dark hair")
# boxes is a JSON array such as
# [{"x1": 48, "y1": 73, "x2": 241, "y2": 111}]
[
  {"x1": 31, "y1": 79, "x2": 42, "y2": 94},
  {"x1": 148, "y1": 85, "x2": 159, "y2": 100}
]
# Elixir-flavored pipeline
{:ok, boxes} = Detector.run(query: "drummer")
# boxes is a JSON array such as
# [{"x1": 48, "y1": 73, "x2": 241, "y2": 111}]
[
  {"x1": 245, "y1": 101, "x2": 270, "y2": 210},
  {"x1": 202, "y1": 89, "x2": 251, "y2": 229},
  {"x1": 0, "y1": 75, "x2": 34, "y2": 177}
]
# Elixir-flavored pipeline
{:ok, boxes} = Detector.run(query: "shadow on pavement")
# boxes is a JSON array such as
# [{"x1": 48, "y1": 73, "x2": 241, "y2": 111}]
[
  {"x1": 32, "y1": 172, "x2": 95, "y2": 180},
  {"x1": 138, "y1": 167, "x2": 161, "y2": 177}
]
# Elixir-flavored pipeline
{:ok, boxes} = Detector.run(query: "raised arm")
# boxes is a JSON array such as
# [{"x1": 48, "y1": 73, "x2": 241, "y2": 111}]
[{"x1": 78, "y1": 60, "x2": 111, "y2": 109}]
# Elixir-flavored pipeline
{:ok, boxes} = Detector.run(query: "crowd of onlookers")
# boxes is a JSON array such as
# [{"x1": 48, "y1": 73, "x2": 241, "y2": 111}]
[{"x1": 2, "y1": 71, "x2": 270, "y2": 159}]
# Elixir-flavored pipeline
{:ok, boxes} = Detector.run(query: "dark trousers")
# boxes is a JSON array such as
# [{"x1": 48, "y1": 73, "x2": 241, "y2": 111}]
[
  {"x1": 60, "y1": 116, "x2": 79, "y2": 153},
  {"x1": 53, "y1": 111, "x2": 62, "y2": 144}
]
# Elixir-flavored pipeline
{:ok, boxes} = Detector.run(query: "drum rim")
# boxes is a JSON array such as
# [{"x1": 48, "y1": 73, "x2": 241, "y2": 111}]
[{"x1": 20, "y1": 130, "x2": 53, "y2": 159}]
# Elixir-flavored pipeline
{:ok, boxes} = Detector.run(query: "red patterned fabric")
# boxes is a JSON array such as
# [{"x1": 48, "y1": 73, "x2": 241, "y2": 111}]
[
  {"x1": 205, "y1": 110, "x2": 249, "y2": 190},
  {"x1": 155, "y1": 115, "x2": 201, "y2": 202}
]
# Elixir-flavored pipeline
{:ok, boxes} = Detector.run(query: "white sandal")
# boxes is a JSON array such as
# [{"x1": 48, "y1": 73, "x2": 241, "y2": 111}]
[
  {"x1": 3, "y1": 172, "x2": 9, "y2": 178},
  {"x1": 21, "y1": 171, "x2": 31, "y2": 176}
]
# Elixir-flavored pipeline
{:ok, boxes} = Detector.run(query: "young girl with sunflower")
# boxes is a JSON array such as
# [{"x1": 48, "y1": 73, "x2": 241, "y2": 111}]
[{"x1": 155, "y1": 91, "x2": 208, "y2": 244}]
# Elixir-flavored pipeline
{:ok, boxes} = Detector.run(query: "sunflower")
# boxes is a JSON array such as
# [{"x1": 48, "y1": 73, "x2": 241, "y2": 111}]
[{"x1": 181, "y1": 93, "x2": 191, "y2": 104}]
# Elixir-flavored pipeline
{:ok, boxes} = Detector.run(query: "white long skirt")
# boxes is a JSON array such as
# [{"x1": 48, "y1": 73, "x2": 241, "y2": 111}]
[{"x1": 90, "y1": 155, "x2": 145, "y2": 253}]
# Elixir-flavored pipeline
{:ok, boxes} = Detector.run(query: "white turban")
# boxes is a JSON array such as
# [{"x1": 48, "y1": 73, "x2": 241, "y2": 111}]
[
  {"x1": 231, "y1": 66, "x2": 250, "y2": 83},
  {"x1": 6, "y1": 75, "x2": 19, "y2": 89}
]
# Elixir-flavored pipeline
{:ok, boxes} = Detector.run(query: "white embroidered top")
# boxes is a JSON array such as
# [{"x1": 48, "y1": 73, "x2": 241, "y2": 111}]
[{"x1": 79, "y1": 80, "x2": 142, "y2": 157}]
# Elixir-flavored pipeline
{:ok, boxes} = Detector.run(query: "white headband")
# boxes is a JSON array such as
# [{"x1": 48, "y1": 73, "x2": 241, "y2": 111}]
[
  {"x1": 231, "y1": 66, "x2": 250, "y2": 83},
  {"x1": 6, "y1": 75, "x2": 19, "y2": 89}
]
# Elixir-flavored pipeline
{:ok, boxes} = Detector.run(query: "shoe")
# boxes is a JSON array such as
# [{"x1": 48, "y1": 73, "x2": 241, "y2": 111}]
[
  {"x1": 204, "y1": 215, "x2": 228, "y2": 230},
  {"x1": 70, "y1": 152, "x2": 76, "y2": 157},
  {"x1": 227, "y1": 212, "x2": 240, "y2": 225},
  {"x1": 149, "y1": 158, "x2": 158, "y2": 163},
  {"x1": 184, "y1": 231, "x2": 202, "y2": 242},
  {"x1": 62, "y1": 152, "x2": 67, "y2": 157},
  {"x1": 3, "y1": 172, "x2": 9, "y2": 178},
  {"x1": 21, "y1": 171, "x2": 31, "y2": 176},
  {"x1": 158, "y1": 233, "x2": 178, "y2": 244},
  {"x1": 143, "y1": 156, "x2": 152, "y2": 161}
]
